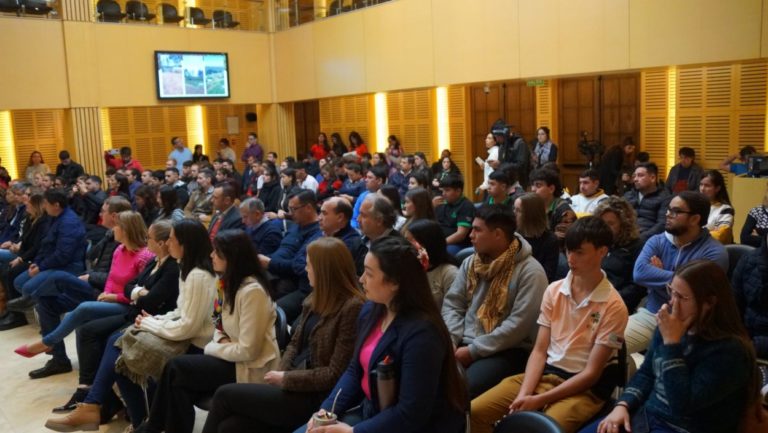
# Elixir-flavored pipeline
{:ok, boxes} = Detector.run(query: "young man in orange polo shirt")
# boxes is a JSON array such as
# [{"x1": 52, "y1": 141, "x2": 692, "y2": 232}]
[{"x1": 470, "y1": 216, "x2": 629, "y2": 433}]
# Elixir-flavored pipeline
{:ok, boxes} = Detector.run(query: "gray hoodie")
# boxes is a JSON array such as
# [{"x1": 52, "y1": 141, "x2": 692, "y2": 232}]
[{"x1": 442, "y1": 234, "x2": 548, "y2": 360}]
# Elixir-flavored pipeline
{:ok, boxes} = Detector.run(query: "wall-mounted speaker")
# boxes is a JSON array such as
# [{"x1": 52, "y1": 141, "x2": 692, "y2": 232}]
[{"x1": 245, "y1": 112, "x2": 257, "y2": 122}]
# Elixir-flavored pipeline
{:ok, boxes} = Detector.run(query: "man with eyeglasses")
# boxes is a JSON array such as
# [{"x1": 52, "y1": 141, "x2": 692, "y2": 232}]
[
  {"x1": 258, "y1": 189, "x2": 321, "y2": 323},
  {"x1": 627, "y1": 191, "x2": 728, "y2": 359}
]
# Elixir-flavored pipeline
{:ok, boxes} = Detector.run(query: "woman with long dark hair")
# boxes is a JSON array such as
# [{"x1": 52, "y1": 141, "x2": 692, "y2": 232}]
[
  {"x1": 699, "y1": 169, "x2": 734, "y2": 244},
  {"x1": 404, "y1": 219, "x2": 459, "y2": 306},
  {"x1": 299, "y1": 236, "x2": 468, "y2": 433},
  {"x1": 129, "y1": 229, "x2": 279, "y2": 433},
  {"x1": 401, "y1": 187, "x2": 435, "y2": 234},
  {"x1": 134, "y1": 185, "x2": 160, "y2": 227},
  {"x1": 580, "y1": 260, "x2": 759, "y2": 433},
  {"x1": 203, "y1": 237, "x2": 365, "y2": 433},
  {"x1": 108, "y1": 173, "x2": 131, "y2": 200},
  {"x1": 330, "y1": 133, "x2": 348, "y2": 158},
  {"x1": 531, "y1": 126, "x2": 558, "y2": 169},
  {"x1": 378, "y1": 184, "x2": 405, "y2": 230},
  {"x1": 386, "y1": 135, "x2": 403, "y2": 170},
  {"x1": 154, "y1": 185, "x2": 184, "y2": 223},
  {"x1": 348, "y1": 131, "x2": 368, "y2": 158},
  {"x1": 310, "y1": 132, "x2": 331, "y2": 161}
]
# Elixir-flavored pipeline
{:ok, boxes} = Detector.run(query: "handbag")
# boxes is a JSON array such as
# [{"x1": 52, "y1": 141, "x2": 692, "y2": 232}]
[{"x1": 113, "y1": 324, "x2": 191, "y2": 387}]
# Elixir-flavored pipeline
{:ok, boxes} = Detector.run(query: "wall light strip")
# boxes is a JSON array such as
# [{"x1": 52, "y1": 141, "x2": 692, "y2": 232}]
[
  {"x1": 0, "y1": 111, "x2": 18, "y2": 180},
  {"x1": 666, "y1": 67, "x2": 677, "y2": 170},
  {"x1": 185, "y1": 105, "x2": 206, "y2": 154},
  {"x1": 436, "y1": 86, "x2": 450, "y2": 154},
  {"x1": 374, "y1": 92, "x2": 389, "y2": 153}
]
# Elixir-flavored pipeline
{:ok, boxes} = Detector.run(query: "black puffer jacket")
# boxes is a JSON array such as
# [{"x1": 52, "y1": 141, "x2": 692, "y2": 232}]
[
  {"x1": 623, "y1": 187, "x2": 671, "y2": 242},
  {"x1": 732, "y1": 244, "x2": 768, "y2": 357},
  {"x1": 86, "y1": 230, "x2": 119, "y2": 291},
  {"x1": 602, "y1": 238, "x2": 644, "y2": 312}
]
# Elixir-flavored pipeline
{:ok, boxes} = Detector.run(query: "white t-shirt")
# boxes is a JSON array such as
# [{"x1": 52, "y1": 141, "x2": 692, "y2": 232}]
[
  {"x1": 481, "y1": 145, "x2": 499, "y2": 189},
  {"x1": 300, "y1": 175, "x2": 319, "y2": 192}
]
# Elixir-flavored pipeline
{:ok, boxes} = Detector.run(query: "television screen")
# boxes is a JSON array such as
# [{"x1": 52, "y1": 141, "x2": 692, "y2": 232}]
[{"x1": 155, "y1": 51, "x2": 230, "y2": 99}]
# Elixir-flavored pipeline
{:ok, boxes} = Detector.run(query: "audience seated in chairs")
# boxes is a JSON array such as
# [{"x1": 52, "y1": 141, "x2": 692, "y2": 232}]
[
  {"x1": 0, "y1": 192, "x2": 50, "y2": 330},
  {"x1": 627, "y1": 191, "x2": 728, "y2": 356},
  {"x1": 579, "y1": 260, "x2": 759, "y2": 433},
  {"x1": 134, "y1": 185, "x2": 160, "y2": 227},
  {"x1": 50, "y1": 221, "x2": 179, "y2": 416},
  {"x1": 259, "y1": 189, "x2": 322, "y2": 323},
  {"x1": 483, "y1": 170, "x2": 514, "y2": 208},
  {"x1": 297, "y1": 237, "x2": 468, "y2": 433},
  {"x1": 402, "y1": 219, "x2": 458, "y2": 307},
  {"x1": 203, "y1": 237, "x2": 364, "y2": 433},
  {"x1": 207, "y1": 182, "x2": 244, "y2": 240},
  {"x1": 319, "y1": 197, "x2": 366, "y2": 275},
  {"x1": 14, "y1": 211, "x2": 153, "y2": 372},
  {"x1": 351, "y1": 165, "x2": 386, "y2": 230},
  {"x1": 513, "y1": 193, "x2": 559, "y2": 283},
  {"x1": 183, "y1": 168, "x2": 215, "y2": 224},
  {"x1": 594, "y1": 197, "x2": 645, "y2": 313},
  {"x1": 442, "y1": 205, "x2": 548, "y2": 398},
  {"x1": 0, "y1": 182, "x2": 29, "y2": 266},
  {"x1": 569, "y1": 169, "x2": 609, "y2": 217},
  {"x1": 529, "y1": 168, "x2": 576, "y2": 249},
  {"x1": 130, "y1": 229, "x2": 279, "y2": 433},
  {"x1": 154, "y1": 185, "x2": 185, "y2": 224},
  {"x1": 470, "y1": 217, "x2": 629, "y2": 433},
  {"x1": 239, "y1": 197, "x2": 283, "y2": 256}
]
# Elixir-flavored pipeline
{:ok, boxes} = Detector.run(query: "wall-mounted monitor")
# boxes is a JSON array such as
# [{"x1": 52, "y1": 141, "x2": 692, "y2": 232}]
[{"x1": 155, "y1": 51, "x2": 230, "y2": 99}]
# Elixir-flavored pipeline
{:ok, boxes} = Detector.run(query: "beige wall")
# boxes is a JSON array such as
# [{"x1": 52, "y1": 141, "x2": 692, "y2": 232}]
[{"x1": 1, "y1": 0, "x2": 767, "y2": 109}]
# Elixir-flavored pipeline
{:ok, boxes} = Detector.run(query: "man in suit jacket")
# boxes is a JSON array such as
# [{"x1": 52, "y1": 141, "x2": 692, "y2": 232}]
[{"x1": 208, "y1": 182, "x2": 244, "y2": 241}]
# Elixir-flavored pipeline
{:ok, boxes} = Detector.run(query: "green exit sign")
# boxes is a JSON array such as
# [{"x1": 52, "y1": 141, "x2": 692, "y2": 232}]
[{"x1": 526, "y1": 79, "x2": 546, "y2": 87}]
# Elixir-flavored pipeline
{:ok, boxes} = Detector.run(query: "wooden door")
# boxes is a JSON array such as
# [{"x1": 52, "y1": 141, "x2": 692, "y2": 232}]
[
  {"x1": 294, "y1": 100, "x2": 320, "y2": 159},
  {"x1": 469, "y1": 82, "x2": 536, "y2": 192}
]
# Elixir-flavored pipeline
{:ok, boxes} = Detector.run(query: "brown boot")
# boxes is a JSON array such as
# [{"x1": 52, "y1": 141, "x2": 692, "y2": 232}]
[{"x1": 44, "y1": 403, "x2": 100, "y2": 432}]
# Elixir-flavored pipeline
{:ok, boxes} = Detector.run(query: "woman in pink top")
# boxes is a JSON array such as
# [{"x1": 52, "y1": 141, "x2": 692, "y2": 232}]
[{"x1": 15, "y1": 211, "x2": 154, "y2": 358}]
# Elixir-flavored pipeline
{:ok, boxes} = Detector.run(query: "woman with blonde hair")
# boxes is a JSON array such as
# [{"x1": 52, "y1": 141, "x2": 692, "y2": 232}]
[
  {"x1": 202, "y1": 236, "x2": 365, "y2": 433},
  {"x1": 594, "y1": 196, "x2": 644, "y2": 312},
  {"x1": 14, "y1": 211, "x2": 154, "y2": 357},
  {"x1": 25, "y1": 150, "x2": 50, "y2": 184}
]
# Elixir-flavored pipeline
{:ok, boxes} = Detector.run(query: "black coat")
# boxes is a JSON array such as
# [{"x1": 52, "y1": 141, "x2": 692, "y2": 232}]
[
  {"x1": 86, "y1": 230, "x2": 119, "y2": 291},
  {"x1": 623, "y1": 188, "x2": 671, "y2": 242},
  {"x1": 598, "y1": 145, "x2": 626, "y2": 196},
  {"x1": 602, "y1": 238, "x2": 644, "y2": 312},
  {"x1": 524, "y1": 231, "x2": 559, "y2": 283},
  {"x1": 123, "y1": 256, "x2": 180, "y2": 317},
  {"x1": 17, "y1": 214, "x2": 50, "y2": 263},
  {"x1": 732, "y1": 245, "x2": 768, "y2": 357},
  {"x1": 259, "y1": 180, "x2": 282, "y2": 213},
  {"x1": 209, "y1": 205, "x2": 244, "y2": 234}
]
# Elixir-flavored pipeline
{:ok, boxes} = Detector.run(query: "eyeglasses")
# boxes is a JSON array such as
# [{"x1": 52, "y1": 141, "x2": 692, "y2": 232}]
[
  {"x1": 666, "y1": 207, "x2": 693, "y2": 217},
  {"x1": 666, "y1": 284, "x2": 692, "y2": 301},
  {"x1": 288, "y1": 204, "x2": 306, "y2": 213}
]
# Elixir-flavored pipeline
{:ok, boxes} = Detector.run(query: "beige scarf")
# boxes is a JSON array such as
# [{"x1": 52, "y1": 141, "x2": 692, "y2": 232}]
[{"x1": 467, "y1": 238, "x2": 520, "y2": 333}]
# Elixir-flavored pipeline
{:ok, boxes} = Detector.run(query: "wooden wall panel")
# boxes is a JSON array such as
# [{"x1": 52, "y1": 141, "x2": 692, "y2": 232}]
[
  {"x1": 107, "y1": 106, "x2": 188, "y2": 170},
  {"x1": 70, "y1": 107, "x2": 106, "y2": 176},
  {"x1": 205, "y1": 104, "x2": 256, "y2": 169},
  {"x1": 294, "y1": 100, "x2": 321, "y2": 158},
  {"x1": 63, "y1": 0, "x2": 92, "y2": 21},
  {"x1": 387, "y1": 89, "x2": 435, "y2": 161},
  {"x1": 640, "y1": 69, "x2": 669, "y2": 176},
  {"x1": 601, "y1": 75, "x2": 639, "y2": 149},
  {"x1": 558, "y1": 78, "x2": 598, "y2": 166},
  {"x1": 319, "y1": 94, "x2": 372, "y2": 152},
  {"x1": 11, "y1": 110, "x2": 66, "y2": 178},
  {"x1": 447, "y1": 86, "x2": 471, "y2": 197}
]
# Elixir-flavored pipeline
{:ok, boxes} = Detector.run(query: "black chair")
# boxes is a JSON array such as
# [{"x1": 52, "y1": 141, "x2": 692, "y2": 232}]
[
  {"x1": 159, "y1": 2, "x2": 183, "y2": 24},
  {"x1": 212, "y1": 9, "x2": 238, "y2": 28},
  {"x1": 125, "y1": 0, "x2": 155, "y2": 21},
  {"x1": 21, "y1": 0, "x2": 52, "y2": 15},
  {"x1": 96, "y1": 0, "x2": 125, "y2": 22},
  {"x1": 275, "y1": 304, "x2": 289, "y2": 352},
  {"x1": 0, "y1": 0, "x2": 21, "y2": 15},
  {"x1": 188, "y1": 6, "x2": 211, "y2": 26},
  {"x1": 726, "y1": 244, "x2": 755, "y2": 279},
  {"x1": 494, "y1": 411, "x2": 565, "y2": 433}
]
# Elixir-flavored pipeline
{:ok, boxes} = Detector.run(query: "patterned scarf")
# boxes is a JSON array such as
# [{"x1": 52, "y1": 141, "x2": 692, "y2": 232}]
[
  {"x1": 466, "y1": 238, "x2": 520, "y2": 333},
  {"x1": 212, "y1": 279, "x2": 225, "y2": 332}
]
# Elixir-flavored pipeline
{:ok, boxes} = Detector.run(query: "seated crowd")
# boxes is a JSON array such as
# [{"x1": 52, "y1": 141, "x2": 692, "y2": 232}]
[{"x1": 0, "y1": 131, "x2": 765, "y2": 433}]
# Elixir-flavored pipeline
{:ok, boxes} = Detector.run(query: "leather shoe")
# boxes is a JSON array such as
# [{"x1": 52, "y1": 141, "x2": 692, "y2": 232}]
[
  {"x1": 7, "y1": 295, "x2": 35, "y2": 312},
  {"x1": 29, "y1": 359, "x2": 73, "y2": 379},
  {"x1": 52, "y1": 387, "x2": 89, "y2": 413},
  {"x1": 0, "y1": 312, "x2": 27, "y2": 331}
]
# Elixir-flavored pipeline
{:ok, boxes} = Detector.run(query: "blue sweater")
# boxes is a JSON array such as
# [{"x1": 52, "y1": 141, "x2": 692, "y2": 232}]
[
  {"x1": 633, "y1": 230, "x2": 728, "y2": 313},
  {"x1": 34, "y1": 207, "x2": 87, "y2": 271},
  {"x1": 267, "y1": 221, "x2": 321, "y2": 294},
  {"x1": 620, "y1": 331, "x2": 752, "y2": 433},
  {"x1": 246, "y1": 218, "x2": 283, "y2": 256},
  {"x1": 321, "y1": 302, "x2": 464, "y2": 433}
]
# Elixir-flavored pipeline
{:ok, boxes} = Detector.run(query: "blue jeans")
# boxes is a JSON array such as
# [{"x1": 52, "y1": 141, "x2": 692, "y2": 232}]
[
  {"x1": 0, "y1": 248, "x2": 17, "y2": 265},
  {"x1": 42, "y1": 301, "x2": 129, "y2": 347},
  {"x1": 14, "y1": 263, "x2": 85, "y2": 298},
  {"x1": 36, "y1": 290, "x2": 96, "y2": 363},
  {"x1": 578, "y1": 408, "x2": 679, "y2": 433}
]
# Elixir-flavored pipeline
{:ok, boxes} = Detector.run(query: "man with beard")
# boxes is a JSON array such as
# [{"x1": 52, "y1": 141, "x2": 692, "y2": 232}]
[{"x1": 627, "y1": 191, "x2": 727, "y2": 357}]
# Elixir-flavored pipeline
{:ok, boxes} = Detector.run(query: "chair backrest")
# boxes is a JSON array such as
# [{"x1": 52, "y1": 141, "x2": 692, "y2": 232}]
[
  {"x1": 455, "y1": 247, "x2": 475, "y2": 264},
  {"x1": 189, "y1": 6, "x2": 205, "y2": 20},
  {"x1": 160, "y1": 2, "x2": 178, "y2": 18},
  {"x1": 212, "y1": 9, "x2": 226, "y2": 21},
  {"x1": 97, "y1": 0, "x2": 121, "y2": 15},
  {"x1": 125, "y1": 0, "x2": 139, "y2": 15},
  {"x1": 727, "y1": 244, "x2": 756, "y2": 279},
  {"x1": 493, "y1": 411, "x2": 565, "y2": 433},
  {"x1": 275, "y1": 304, "x2": 289, "y2": 351},
  {"x1": 0, "y1": 0, "x2": 20, "y2": 10}
]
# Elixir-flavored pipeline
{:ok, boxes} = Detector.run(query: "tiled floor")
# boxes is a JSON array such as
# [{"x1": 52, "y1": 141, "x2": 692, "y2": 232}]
[{"x1": 0, "y1": 321, "x2": 207, "y2": 433}]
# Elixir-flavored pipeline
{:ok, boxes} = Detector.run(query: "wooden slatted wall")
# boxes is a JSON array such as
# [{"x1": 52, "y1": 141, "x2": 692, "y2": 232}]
[
  {"x1": 319, "y1": 94, "x2": 372, "y2": 152},
  {"x1": 107, "y1": 106, "x2": 188, "y2": 170},
  {"x1": 63, "y1": 0, "x2": 92, "y2": 21},
  {"x1": 447, "y1": 86, "x2": 470, "y2": 195},
  {"x1": 535, "y1": 80, "x2": 557, "y2": 143},
  {"x1": 640, "y1": 68, "x2": 670, "y2": 176},
  {"x1": 205, "y1": 103, "x2": 256, "y2": 169},
  {"x1": 11, "y1": 110, "x2": 66, "y2": 178},
  {"x1": 387, "y1": 88, "x2": 435, "y2": 160}
]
